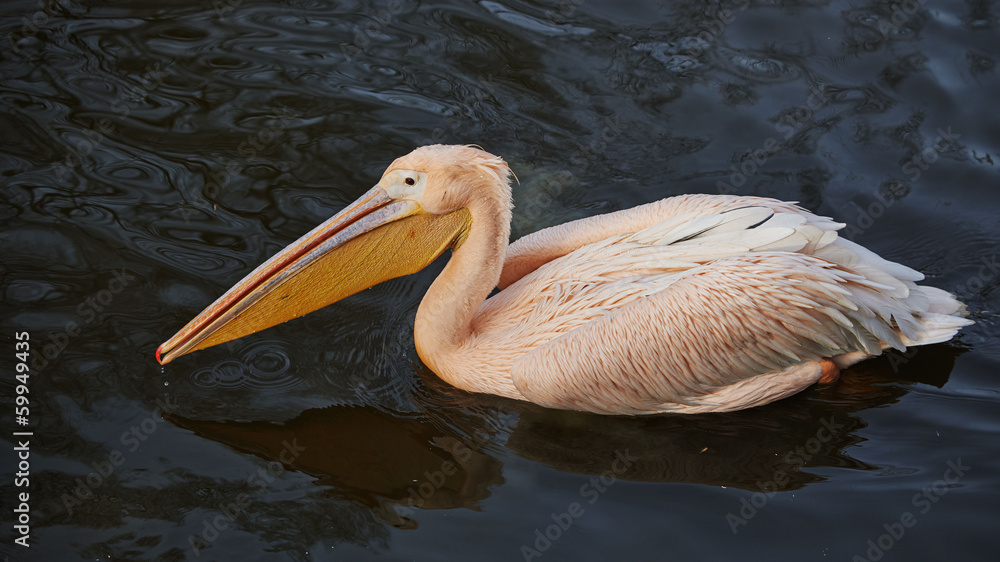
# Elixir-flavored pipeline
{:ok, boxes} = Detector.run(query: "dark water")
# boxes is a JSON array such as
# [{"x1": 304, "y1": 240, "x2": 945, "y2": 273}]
[{"x1": 2, "y1": 0, "x2": 998, "y2": 560}]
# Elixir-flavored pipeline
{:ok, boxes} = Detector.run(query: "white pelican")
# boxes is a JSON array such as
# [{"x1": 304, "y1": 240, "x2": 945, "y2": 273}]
[{"x1": 157, "y1": 145, "x2": 972, "y2": 414}]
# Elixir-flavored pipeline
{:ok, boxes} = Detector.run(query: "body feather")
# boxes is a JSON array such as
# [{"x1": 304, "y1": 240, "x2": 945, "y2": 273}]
[{"x1": 444, "y1": 194, "x2": 972, "y2": 414}]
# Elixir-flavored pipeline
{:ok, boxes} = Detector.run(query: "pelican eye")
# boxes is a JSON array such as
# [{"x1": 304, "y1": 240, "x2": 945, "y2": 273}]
[{"x1": 383, "y1": 170, "x2": 426, "y2": 200}]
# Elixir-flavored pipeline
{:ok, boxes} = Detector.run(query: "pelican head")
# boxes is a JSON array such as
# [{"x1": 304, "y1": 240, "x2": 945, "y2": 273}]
[{"x1": 157, "y1": 145, "x2": 511, "y2": 365}]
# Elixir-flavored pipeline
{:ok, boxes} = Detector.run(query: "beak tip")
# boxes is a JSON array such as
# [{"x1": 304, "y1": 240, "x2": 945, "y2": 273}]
[{"x1": 156, "y1": 344, "x2": 165, "y2": 365}]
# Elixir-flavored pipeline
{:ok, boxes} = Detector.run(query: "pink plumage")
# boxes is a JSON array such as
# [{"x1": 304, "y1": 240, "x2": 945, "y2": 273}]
[{"x1": 397, "y1": 146, "x2": 971, "y2": 414}]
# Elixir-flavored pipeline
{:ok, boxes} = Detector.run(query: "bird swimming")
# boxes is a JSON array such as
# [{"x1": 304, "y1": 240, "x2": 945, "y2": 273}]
[{"x1": 157, "y1": 145, "x2": 972, "y2": 414}]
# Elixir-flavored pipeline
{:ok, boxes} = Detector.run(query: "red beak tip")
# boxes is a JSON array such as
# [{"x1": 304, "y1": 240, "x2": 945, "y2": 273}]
[{"x1": 155, "y1": 345, "x2": 164, "y2": 365}]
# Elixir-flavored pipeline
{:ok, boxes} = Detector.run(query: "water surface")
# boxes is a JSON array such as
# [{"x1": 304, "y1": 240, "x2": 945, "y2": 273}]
[{"x1": 1, "y1": 0, "x2": 998, "y2": 560}]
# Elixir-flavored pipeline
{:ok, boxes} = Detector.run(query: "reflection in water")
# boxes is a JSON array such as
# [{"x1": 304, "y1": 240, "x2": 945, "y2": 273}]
[
  {"x1": 497, "y1": 343, "x2": 965, "y2": 492},
  {"x1": 168, "y1": 406, "x2": 504, "y2": 531},
  {"x1": 160, "y1": 340, "x2": 963, "y2": 552}
]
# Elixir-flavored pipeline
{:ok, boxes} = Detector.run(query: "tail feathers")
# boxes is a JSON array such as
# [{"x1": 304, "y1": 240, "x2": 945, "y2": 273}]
[
  {"x1": 833, "y1": 303, "x2": 972, "y2": 369},
  {"x1": 899, "y1": 285, "x2": 972, "y2": 346},
  {"x1": 897, "y1": 286, "x2": 972, "y2": 347},
  {"x1": 902, "y1": 312, "x2": 974, "y2": 347},
  {"x1": 917, "y1": 285, "x2": 969, "y2": 316}
]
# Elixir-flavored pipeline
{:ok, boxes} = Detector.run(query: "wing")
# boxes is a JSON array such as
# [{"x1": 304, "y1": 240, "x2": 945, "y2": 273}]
[
  {"x1": 490, "y1": 206, "x2": 969, "y2": 415},
  {"x1": 498, "y1": 193, "x2": 829, "y2": 288},
  {"x1": 479, "y1": 204, "x2": 846, "y2": 334}
]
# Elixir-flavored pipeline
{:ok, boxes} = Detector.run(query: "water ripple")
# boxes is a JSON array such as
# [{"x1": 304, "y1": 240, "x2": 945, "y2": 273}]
[
  {"x1": 479, "y1": 1, "x2": 595, "y2": 37},
  {"x1": 716, "y1": 47, "x2": 802, "y2": 82},
  {"x1": 189, "y1": 340, "x2": 299, "y2": 392}
]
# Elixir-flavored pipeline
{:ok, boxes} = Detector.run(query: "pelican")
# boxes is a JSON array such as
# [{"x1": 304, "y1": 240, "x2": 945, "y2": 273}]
[{"x1": 158, "y1": 145, "x2": 972, "y2": 414}]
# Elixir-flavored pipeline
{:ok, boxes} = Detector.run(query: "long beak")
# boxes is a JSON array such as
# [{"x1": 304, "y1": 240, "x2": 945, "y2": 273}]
[{"x1": 157, "y1": 185, "x2": 472, "y2": 364}]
